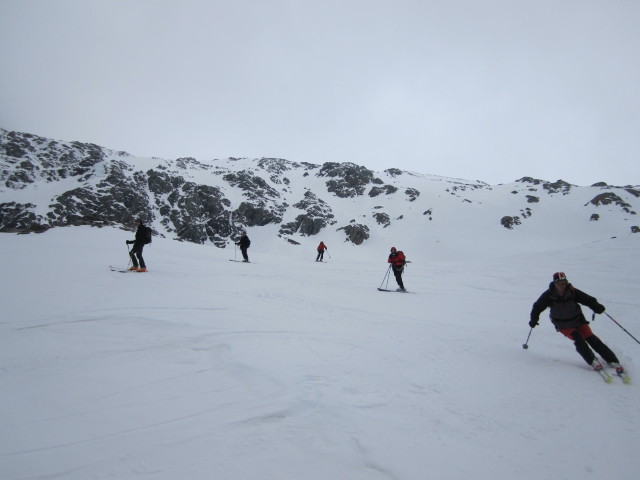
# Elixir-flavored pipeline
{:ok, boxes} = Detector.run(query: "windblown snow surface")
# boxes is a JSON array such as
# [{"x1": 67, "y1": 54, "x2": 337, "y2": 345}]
[{"x1": 1, "y1": 226, "x2": 639, "y2": 480}]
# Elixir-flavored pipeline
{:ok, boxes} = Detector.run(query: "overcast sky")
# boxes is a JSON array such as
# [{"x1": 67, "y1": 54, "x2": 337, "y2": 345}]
[{"x1": 1, "y1": 0, "x2": 639, "y2": 186}]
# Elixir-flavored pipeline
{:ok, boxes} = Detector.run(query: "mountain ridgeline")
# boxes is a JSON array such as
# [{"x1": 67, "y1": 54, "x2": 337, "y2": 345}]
[{"x1": 1, "y1": 128, "x2": 639, "y2": 248}]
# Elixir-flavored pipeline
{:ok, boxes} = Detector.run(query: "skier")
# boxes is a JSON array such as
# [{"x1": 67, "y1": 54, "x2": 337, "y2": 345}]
[
  {"x1": 236, "y1": 232, "x2": 251, "y2": 262},
  {"x1": 316, "y1": 241, "x2": 328, "y2": 262},
  {"x1": 529, "y1": 272, "x2": 625, "y2": 375},
  {"x1": 126, "y1": 218, "x2": 149, "y2": 272},
  {"x1": 387, "y1": 247, "x2": 407, "y2": 291}
]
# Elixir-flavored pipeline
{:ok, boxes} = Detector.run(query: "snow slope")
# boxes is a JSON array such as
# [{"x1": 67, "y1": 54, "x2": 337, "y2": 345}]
[{"x1": 1, "y1": 226, "x2": 639, "y2": 480}]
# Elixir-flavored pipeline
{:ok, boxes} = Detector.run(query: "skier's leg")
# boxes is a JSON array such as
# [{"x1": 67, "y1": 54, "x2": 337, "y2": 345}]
[
  {"x1": 135, "y1": 245, "x2": 145, "y2": 269},
  {"x1": 393, "y1": 269, "x2": 405, "y2": 289},
  {"x1": 568, "y1": 329, "x2": 596, "y2": 365},
  {"x1": 585, "y1": 335, "x2": 619, "y2": 364},
  {"x1": 129, "y1": 245, "x2": 139, "y2": 268}
]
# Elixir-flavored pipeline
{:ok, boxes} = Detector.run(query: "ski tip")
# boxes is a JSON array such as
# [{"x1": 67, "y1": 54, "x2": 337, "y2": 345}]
[
  {"x1": 619, "y1": 373, "x2": 631, "y2": 384},
  {"x1": 377, "y1": 288, "x2": 413, "y2": 293}
]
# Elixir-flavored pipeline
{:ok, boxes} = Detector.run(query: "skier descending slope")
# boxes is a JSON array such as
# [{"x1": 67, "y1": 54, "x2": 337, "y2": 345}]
[
  {"x1": 529, "y1": 272, "x2": 628, "y2": 382},
  {"x1": 387, "y1": 247, "x2": 407, "y2": 292}
]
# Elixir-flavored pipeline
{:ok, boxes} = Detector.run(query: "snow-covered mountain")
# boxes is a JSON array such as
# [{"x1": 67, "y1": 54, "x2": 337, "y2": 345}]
[{"x1": 2, "y1": 128, "x2": 639, "y2": 254}]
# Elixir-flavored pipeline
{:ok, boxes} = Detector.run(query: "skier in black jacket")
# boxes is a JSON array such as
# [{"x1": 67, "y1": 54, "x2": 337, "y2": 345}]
[
  {"x1": 529, "y1": 272, "x2": 623, "y2": 374},
  {"x1": 126, "y1": 218, "x2": 148, "y2": 272},
  {"x1": 236, "y1": 233, "x2": 251, "y2": 262}
]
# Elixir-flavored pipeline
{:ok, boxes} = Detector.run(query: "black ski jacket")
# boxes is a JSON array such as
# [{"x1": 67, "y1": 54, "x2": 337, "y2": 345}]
[
  {"x1": 237, "y1": 235, "x2": 251, "y2": 249},
  {"x1": 530, "y1": 282, "x2": 604, "y2": 329},
  {"x1": 132, "y1": 224, "x2": 147, "y2": 247}
]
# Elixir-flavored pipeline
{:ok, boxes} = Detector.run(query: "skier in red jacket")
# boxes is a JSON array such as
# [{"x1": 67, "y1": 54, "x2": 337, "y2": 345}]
[
  {"x1": 316, "y1": 241, "x2": 328, "y2": 262},
  {"x1": 387, "y1": 247, "x2": 407, "y2": 291}
]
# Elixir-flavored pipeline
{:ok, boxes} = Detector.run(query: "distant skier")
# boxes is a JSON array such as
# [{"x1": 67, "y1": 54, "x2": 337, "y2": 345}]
[
  {"x1": 387, "y1": 247, "x2": 407, "y2": 291},
  {"x1": 316, "y1": 241, "x2": 328, "y2": 262},
  {"x1": 236, "y1": 232, "x2": 251, "y2": 262},
  {"x1": 529, "y1": 272, "x2": 625, "y2": 375},
  {"x1": 126, "y1": 218, "x2": 150, "y2": 272}
]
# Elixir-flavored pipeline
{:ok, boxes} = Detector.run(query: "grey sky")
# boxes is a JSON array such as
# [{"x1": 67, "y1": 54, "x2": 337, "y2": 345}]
[{"x1": 1, "y1": 0, "x2": 639, "y2": 186}]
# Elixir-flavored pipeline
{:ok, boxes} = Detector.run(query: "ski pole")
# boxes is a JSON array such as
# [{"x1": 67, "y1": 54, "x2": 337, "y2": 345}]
[
  {"x1": 604, "y1": 312, "x2": 640, "y2": 345},
  {"x1": 522, "y1": 328, "x2": 533, "y2": 350},
  {"x1": 379, "y1": 265, "x2": 391, "y2": 289},
  {"x1": 126, "y1": 242, "x2": 132, "y2": 268}
]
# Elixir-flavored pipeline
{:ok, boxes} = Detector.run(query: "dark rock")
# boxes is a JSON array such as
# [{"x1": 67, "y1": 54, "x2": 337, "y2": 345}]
[
  {"x1": 279, "y1": 191, "x2": 334, "y2": 236},
  {"x1": 337, "y1": 223, "x2": 370, "y2": 245},
  {"x1": 385, "y1": 168, "x2": 404, "y2": 177},
  {"x1": 373, "y1": 212, "x2": 391, "y2": 227},
  {"x1": 588, "y1": 192, "x2": 634, "y2": 213},
  {"x1": 501, "y1": 216, "x2": 521, "y2": 229},
  {"x1": 543, "y1": 180, "x2": 572, "y2": 195},
  {"x1": 317, "y1": 162, "x2": 377, "y2": 198},
  {"x1": 368, "y1": 185, "x2": 398, "y2": 197},
  {"x1": 517, "y1": 177, "x2": 545, "y2": 185},
  {"x1": 0, "y1": 201, "x2": 40, "y2": 231},
  {"x1": 405, "y1": 188, "x2": 420, "y2": 201}
]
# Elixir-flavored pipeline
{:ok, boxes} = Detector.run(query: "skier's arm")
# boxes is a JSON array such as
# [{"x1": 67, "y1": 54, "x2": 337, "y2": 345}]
[
  {"x1": 530, "y1": 291, "x2": 550, "y2": 326},
  {"x1": 574, "y1": 288, "x2": 605, "y2": 314}
]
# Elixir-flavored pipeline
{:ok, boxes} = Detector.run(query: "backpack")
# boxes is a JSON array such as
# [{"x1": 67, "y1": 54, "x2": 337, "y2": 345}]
[{"x1": 143, "y1": 226, "x2": 152, "y2": 244}]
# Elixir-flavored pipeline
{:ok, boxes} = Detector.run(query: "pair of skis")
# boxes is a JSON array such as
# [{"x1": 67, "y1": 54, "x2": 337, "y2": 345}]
[
  {"x1": 109, "y1": 265, "x2": 145, "y2": 273},
  {"x1": 594, "y1": 365, "x2": 631, "y2": 384},
  {"x1": 109, "y1": 265, "x2": 134, "y2": 273}
]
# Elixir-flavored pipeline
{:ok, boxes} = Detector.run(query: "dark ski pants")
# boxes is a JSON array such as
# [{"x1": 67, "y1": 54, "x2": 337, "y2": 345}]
[
  {"x1": 559, "y1": 325, "x2": 619, "y2": 365},
  {"x1": 392, "y1": 266, "x2": 405, "y2": 289},
  {"x1": 240, "y1": 247, "x2": 249, "y2": 262},
  {"x1": 129, "y1": 243, "x2": 146, "y2": 269},
  {"x1": 316, "y1": 250, "x2": 324, "y2": 261}
]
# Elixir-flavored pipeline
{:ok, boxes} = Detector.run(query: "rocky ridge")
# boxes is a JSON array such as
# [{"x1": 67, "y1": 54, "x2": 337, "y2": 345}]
[{"x1": 1, "y1": 128, "x2": 639, "y2": 247}]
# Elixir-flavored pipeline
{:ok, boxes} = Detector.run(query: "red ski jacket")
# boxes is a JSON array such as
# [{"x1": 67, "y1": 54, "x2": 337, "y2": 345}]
[{"x1": 388, "y1": 251, "x2": 406, "y2": 266}]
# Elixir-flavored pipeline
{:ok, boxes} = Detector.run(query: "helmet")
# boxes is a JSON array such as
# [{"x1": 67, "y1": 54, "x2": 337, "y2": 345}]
[
  {"x1": 553, "y1": 272, "x2": 567, "y2": 283},
  {"x1": 390, "y1": 247, "x2": 397, "y2": 252}
]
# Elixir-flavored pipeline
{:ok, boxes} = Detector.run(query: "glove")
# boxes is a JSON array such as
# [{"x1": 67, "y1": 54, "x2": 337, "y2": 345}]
[
  {"x1": 593, "y1": 304, "x2": 605, "y2": 315},
  {"x1": 529, "y1": 318, "x2": 539, "y2": 328},
  {"x1": 126, "y1": 240, "x2": 132, "y2": 245}
]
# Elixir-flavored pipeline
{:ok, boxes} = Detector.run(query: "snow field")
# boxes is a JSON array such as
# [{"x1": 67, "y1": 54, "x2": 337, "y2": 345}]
[{"x1": 1, "y1": 226, "x2": 639, "y2": 480}]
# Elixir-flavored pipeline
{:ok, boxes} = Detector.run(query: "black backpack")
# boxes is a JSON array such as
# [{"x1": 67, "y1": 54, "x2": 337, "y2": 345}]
[{"x1": 143, "y1": 226, "x2": 152, "y2": 244}]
